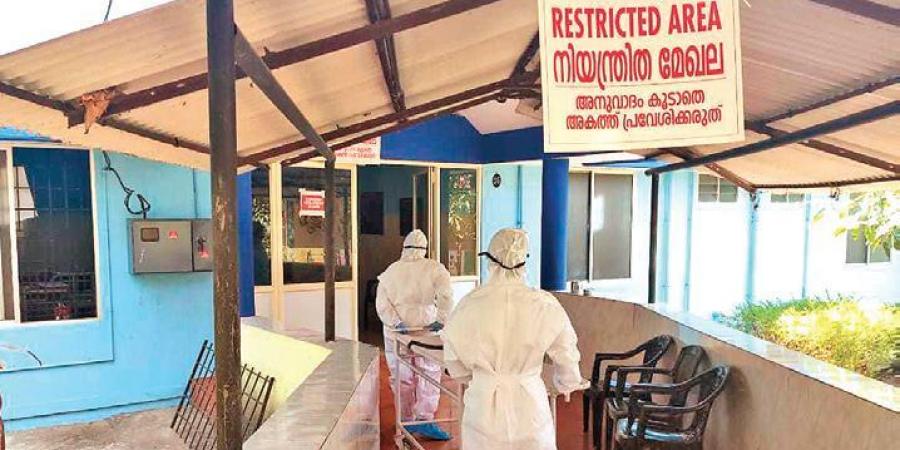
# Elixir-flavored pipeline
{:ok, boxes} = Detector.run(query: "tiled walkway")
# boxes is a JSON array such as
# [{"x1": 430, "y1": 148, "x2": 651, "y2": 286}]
[{"x1": 378, "y1": 356, "x2": 593, "y2": 450}]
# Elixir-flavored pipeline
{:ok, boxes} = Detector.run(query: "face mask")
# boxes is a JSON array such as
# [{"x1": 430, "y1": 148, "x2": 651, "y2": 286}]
[{"x1": 478, "y1": 251, "x2": 527, "y2": 271}]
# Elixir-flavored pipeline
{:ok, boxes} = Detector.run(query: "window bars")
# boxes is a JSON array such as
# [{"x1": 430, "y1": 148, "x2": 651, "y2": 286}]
[{"x1": 171, "y1": 340, "x2": 275, "y2": 450}]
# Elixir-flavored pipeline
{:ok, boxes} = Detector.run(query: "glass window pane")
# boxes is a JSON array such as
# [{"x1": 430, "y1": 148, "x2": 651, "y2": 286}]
[
  {"x1": 14, "y1": 148, "x2": 96, "y2": 322},
  {"x1": 281, "y1": 167, "x2": 353, "y2": 284},
  {"x1": 440, "y1": 168, "x2": 477, "y2": 276},
  {"x1": 868, "y1": 243, "x2": 891, "y2": 263},
  {"x1": 567, "y1": 173, "x2": 590, "y2": 280},
  {"x1": 719, "y1": 182, "x2": 738, "y2": 202},
  {"x1": 251, "y1": 167, "x2": 272, "y2": 286},
  {"x1": 591, "y1": 174, "x2": 633, "y2": 280},
  {"x1": 845, "y1": 232, "x2": 867, "y2": 264}
]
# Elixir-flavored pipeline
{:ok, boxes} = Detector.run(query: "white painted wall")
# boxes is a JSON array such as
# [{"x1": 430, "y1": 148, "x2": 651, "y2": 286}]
[
  {"x1": 283, "y1": 286, "x2": 355, "y2": 339},
  {"x1": 804, "y1": 196, "x2": 900, "y2": 302}
]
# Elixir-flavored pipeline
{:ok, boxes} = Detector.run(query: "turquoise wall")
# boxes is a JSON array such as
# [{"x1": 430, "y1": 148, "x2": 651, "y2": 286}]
[
  {"x1": 0, "y1": 151, "x2": 213, "y2": 430},
  {"x1": 480, "y1": 164, "x2": 542, "y2": 287}
]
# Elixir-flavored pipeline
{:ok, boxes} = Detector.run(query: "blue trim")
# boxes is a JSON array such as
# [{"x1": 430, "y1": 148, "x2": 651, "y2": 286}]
[
  {"x1": 657, "y1": 173, "x2": 673, "y2": 305},
  {"x1": 237, "y1": 172, "x2": 256, "y2": 317},
  {"x1": 682, "y1": 174, "x2": 695, "y2": 311},
  {"x1": 540, "y1": 158, "x2": 569, "y2": 291},
  {"x1": 0, "y1": 127, "x2": 54, "y2": 142},
  {"x1": 745, "y1": 196, "x2": 759, "y2": 303},
  {"x1": 801, "y1": 195, "x2": 812, "y2": 298}
]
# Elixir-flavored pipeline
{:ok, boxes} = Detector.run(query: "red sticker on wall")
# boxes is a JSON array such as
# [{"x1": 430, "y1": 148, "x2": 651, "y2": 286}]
[{"x1": 168, "y1": 230, "x2": 179, "y2": 239}]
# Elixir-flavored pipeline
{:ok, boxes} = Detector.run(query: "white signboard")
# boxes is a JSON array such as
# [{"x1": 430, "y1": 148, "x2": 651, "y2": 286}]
[
  {"x1": 298, "y1": 189, "x2": 325, "y2": 217},
  {"x1": 335, "y1": 137, "x2": 381, "y2": 163},
  {"x1": 538, "y1": 0, "x2": 744, "y2": 152}
]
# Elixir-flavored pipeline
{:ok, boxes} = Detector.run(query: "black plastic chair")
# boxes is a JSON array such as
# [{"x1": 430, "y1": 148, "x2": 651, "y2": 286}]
[
  {"x1": 613, "y1": 366, "x2": 731, "y2": 450},
  {"x1": 583, "y1": 335, "x2": 674, "y2": 449},
  {"x1": 603, "y1": 345, "x2": 707, "y2": 450}
]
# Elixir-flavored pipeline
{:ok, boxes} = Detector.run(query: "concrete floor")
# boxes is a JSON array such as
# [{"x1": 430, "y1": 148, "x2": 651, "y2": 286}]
[{"x1": 6, "y1": 408, "x2": 187, "y2": 450}]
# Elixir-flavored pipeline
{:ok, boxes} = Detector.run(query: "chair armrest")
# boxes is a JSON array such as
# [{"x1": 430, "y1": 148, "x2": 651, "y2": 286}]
[
  {"x1": 612, "y1": 367, "x2": 670, "y2": 400},
  {"x1": 591, "y1": 349, "x2": 642, "y2": 384}
]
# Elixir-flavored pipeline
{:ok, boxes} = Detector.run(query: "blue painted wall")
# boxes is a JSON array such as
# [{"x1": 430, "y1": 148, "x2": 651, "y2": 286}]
[
  {"x1": 0, "y1": 151, "x2": 213, "y2": 430},
  {"x1": 479, "y1": 164, "x2": 543, "y2": 287},
  {"x1": 382, "y1": 115, "x2": 483, "y2": 163}
]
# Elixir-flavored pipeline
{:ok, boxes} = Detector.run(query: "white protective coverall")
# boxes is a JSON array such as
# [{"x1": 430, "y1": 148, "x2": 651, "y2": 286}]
[
  {"x1": 376, "y1": 229, "x2": 454, "y2": 421},
  {"x1": 442, "y1": 228, "x2": 587, "y2": 450}
]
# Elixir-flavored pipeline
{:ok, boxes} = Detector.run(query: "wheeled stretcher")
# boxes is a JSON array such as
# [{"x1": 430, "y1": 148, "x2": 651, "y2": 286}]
[{"x1": 387, "y1": 329, "x2": 562, "y2": 450}]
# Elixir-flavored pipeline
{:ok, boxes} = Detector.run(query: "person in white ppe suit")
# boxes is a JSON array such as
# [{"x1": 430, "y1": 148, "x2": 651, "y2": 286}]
[
  {"x1": 442, "y1": 228, "x2": 588, "y2": 450},
  {"x1": 376, "y1": 229, "x2": 454, "y2": 441}
]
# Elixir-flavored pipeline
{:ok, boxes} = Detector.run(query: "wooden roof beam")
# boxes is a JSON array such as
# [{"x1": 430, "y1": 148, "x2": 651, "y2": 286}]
[
  {"x1": 1, "y1": 80, "x2": 208, "y2": 153},
  {"x1": 240, "y1": 70, "x2": 537, "y2": 165},
  {"x1": 366, "y1": 0, "x2": 406, "y2": 114},
  {"x1": 749, "y1": 123, "x2": 899, "y2": 174},
  {"x1": 234, "y1": 29, "x2": 334, "y2": 159},
  {"x1": 65, "y1": 0, "x2": 503, "y2": 126},
  {"x1": 666, "y1": 147, "x2": 757, "y2": 192},
  {"x1": 648, "y1": 101, "x2": 899, "y2": 175},
  {"x1": 280, "y1": 92, "x2": 501, "y2": 166},
  {"x1": 809, "y1": 0, "x2": 900, "y2": 27}
]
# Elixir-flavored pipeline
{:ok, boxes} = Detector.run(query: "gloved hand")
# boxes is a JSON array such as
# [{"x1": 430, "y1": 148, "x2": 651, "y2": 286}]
[
  {"x1": 425, "y1": 321, "x2": 444, "y2": 332},
  {"x1": 395, "y1": 322, "x2": 409, "y2": 334}
]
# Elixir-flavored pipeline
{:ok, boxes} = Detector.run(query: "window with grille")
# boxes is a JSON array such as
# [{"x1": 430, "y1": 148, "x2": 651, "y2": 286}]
[
  {"x1": 770, "y1": 193, "x2": 805, "y2": 203},
  {"x1": 0, "y1": 148, "x2": 97, "y2": 322},
  {"x1": 846, "y1": 233, "x2": 891, "y2": 264},
  {"x1": 698, "y1": 174, "x2": 737, "y2": 203}
]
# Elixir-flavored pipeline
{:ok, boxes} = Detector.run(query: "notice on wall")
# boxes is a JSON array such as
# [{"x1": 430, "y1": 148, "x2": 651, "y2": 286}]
[
  {"x1": 335, "y1": 137, "x2": 381, "y2": 163},
  {"x1": 537, "y1": 0, "x2": 744, "y2": 152},
  {"x1": 298, "y1": 189, "x2": 325, "y2": 217}
]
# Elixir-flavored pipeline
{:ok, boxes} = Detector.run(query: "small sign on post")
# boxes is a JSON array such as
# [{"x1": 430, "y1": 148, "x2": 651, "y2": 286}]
[
  {"x1": 537, "y1": 0, "x2": 744, "y2": 152},
  {"x1": 299, "y1": 189, "x2": 326, "y2": 217}
]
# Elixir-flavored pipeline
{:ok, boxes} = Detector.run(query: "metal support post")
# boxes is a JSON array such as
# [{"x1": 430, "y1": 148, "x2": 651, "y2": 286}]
[{"x1": 206, "y1": 0, "x2": 241, "y2": 448}]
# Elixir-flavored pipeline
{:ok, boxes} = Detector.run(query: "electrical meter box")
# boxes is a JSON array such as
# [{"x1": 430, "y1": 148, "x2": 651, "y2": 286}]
[{"x1": 130, "y1": 219, "x2": 213, "y2": 273}]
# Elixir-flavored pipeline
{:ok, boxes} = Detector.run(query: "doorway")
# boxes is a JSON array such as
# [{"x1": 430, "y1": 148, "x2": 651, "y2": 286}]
[{"x1": 357, "y1": 165, "x2": 431, "y2": 344}]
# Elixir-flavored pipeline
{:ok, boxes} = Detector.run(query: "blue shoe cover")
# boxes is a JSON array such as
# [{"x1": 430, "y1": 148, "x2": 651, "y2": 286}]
[{"x1": 407, "y1": 423, "x2": 451, "y2": 441}]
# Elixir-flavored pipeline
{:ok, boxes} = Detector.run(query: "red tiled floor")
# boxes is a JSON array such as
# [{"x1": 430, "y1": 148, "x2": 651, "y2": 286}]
[{"x1": 378, "y1": 355, "x2": 593, "y2": 450}]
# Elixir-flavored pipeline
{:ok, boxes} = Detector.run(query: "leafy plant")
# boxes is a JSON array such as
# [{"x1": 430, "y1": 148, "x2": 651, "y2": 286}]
[
  {"x1": 817, "y1": 190, "x2": 900, "y2": 253},
  {"x1": 719, "y1": 298, "x2": 899, "y2": 380}
]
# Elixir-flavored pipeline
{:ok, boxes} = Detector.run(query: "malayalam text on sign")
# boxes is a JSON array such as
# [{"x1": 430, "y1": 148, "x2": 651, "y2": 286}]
[{"x1": 538, "y1": 0, "x2": 745, "y2": 152}]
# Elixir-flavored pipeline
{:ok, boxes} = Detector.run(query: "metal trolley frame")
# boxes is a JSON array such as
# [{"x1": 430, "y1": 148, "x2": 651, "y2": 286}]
[{"x1": 389, "y1": 330, "x2": 463, "y2": 450}]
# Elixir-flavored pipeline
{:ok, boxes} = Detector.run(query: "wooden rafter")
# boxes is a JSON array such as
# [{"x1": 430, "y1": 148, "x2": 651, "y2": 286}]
[
  {"x1": 666, "y1": 147, "x2": 756, "y2": 192},
  {"x1": 649, "y1": 101, "x2": 899, "y2": 175},
  {"x1": 809, "y1": 0, "x2": 900, "y2": 27},
  {"x1": 1, "y1": 80, "x2": 209, "y2": 153},
  {"x1": 748, "y1": 76, "x2": 898, "y2": 128},
  {"x1": 366, "y1": 0, "x2": 405, "y2": 114},
  {"x1": 749, "y1": 123, "x2": 899, "y2": 174},
  {"x1": 756, "y1": 175, "x2": 900, "y2": 190},
  {"x1": 65, "y1": 0, "x2": 503, "y2": 126},
  {"x1": 241, "y1": 70, "x2": 537, "y2": 165},
  {"x1": 280, "y1": 92, "x2": 500, "y2": 166}
]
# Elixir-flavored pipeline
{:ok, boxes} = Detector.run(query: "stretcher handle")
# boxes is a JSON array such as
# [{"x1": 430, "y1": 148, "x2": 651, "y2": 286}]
[{"x1": 407, "y1": 340, "x2": 444, "y2": 352}]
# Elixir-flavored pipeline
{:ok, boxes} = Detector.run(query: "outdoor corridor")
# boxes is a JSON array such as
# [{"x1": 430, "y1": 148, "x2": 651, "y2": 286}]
[{"x1": 378, "y1": 356, "x2": 592, "y2": 450}]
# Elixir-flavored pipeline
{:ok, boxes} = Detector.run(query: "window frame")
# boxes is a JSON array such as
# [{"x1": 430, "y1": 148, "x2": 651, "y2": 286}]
[
  {"x1": 845, "y1": 232, "x2": 892, "y2": 265},
  {"x1": 697, "y1": 173, "x2": 739, "y2": 205},
  {"x1": 435, "y1": 166, "x2": 482, "y2": 281},
  {"x1": 567, "y1": 168, "x2": 637, "y2": 283},
  {"x1": 0, "y1": 145, "x2": 102, "y2": 325}
]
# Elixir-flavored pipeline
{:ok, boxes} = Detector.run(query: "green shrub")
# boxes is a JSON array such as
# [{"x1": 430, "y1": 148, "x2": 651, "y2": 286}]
[{"x1": 719, "y1": 298, "x2": 899, "y2": 380}]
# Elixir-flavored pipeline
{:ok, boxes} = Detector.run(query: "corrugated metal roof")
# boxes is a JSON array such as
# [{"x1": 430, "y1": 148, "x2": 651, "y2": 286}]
[{"x1": 0, "y1": 0, "x2": 897, "y2": 191}]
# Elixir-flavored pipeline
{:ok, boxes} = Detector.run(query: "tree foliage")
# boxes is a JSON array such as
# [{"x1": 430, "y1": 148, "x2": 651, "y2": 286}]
[{"x1": 817, "y1": 190, "x2": 900, "y2": 253}]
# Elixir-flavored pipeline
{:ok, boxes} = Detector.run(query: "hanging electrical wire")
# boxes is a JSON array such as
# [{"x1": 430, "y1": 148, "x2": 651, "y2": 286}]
[
  {"x1": 103, "y1": 0, "x2": 114, "y2": 22},
  {"x1": 102, "y1": 151, "x2": 151, "y2": 219}
]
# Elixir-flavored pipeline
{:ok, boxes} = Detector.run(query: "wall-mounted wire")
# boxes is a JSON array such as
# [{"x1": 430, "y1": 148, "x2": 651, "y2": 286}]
[{"x1": 102, "y1": 151, "x2": 151, "y2": 219}]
